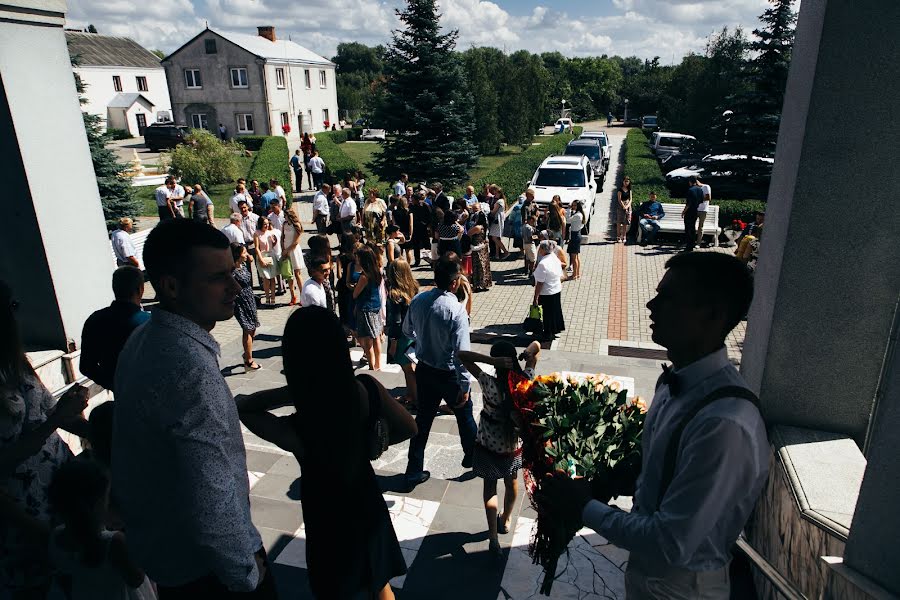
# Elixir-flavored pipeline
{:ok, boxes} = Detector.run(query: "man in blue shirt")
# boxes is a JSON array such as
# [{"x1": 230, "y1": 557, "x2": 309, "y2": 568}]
[
  {"x1": 259, "y1": 182, "x2": 278, "y2": 214},
  {"x1": 289, "y1": 150, "x2": 303, "y2": 193},
  {"x1": 402, "y1": 253, "x2": 477, "y2": 490},
  {"x1": 80, "y1": 266, "x2": 151, "y2": 391},
  {"x1": 638, "y1": 191, "x2": 666, "y2": 245}
]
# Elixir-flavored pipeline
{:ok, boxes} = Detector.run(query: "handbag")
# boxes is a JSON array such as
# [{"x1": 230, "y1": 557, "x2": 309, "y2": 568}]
[
  {"x1": 260, "y1": 256, "x2": 274, "y2": 267},
  {"x1": 278, "y1": 257, "x2": 294, "y2": 279},
  {"x1": 356, "y1": 374, "x2": 390, "y2": 461},
  {"x1": 523, "y1": 304, "x2": 543, "y2": 333}
]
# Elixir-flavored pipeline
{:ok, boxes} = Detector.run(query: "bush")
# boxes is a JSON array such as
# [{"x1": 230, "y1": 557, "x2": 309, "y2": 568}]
[
  {"x1": 713, "y1": 199, "x2": 767, "y2": 227},
  {"x1": 238, "y1": 136, "x2": 270, "y2": 151},
  {"x1": 106, "y1": 128, "x2": 131, "y2": 140},
  {"x1": 168, "y1": 129, "x2": 244, "y2": 185},
  {"x1": 247, "y1": 136, "x2": 291, "y2": 201},
  {"x1": 346, "y1": 127, "x2": 363, "y2": 141},
  {"x1": 325, "y1": 129, "x2": 350, "y2": 144},
  {"x1": 316, "y1": 131, "x2": 359, "y2": 185}
]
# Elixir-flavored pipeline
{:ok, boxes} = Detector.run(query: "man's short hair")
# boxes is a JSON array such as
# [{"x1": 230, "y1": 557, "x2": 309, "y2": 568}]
[
  {"x1": 434, "y1": 253, "x2": 461, "y2": 290},
  {"x1": 308, "y1": 256, "x2": 329, "y2": 273},
  {"x1": 230, "y1": 212, "x2": 241, "y2": 223},
  {"x1": 664, "y1": 252, "x2": 753, "y2": 335},
  {"x1": 688, "y1": 175, "x2": 698, "y2": 184},
  {"x1": 143, "y1": 219, "x2": 230, "y2": 288},
  {"x1": 321, "y1": 183, "x2": 332, "y2": 192},
  {"x1": 238, "y1": 200, "x2": 249, "y2": 209},
  {"x1": 261, "y1": 182, "x2": 270, "y2": 191},
  {"x1": 433, "y1": 182, "x2": 443, "y2": 192},
  {"x1": 270, "y1": 179, "x2": 279, "y2": 186},
  {"x1": 270, "y1": 198, "x2": 281, "y2": 207},
  {"x1": 118, "y1": 217, "x2": 133, "y2": 229},
  {"x1": 112, "y1": 265, "x2": 144, "y2": 300}
]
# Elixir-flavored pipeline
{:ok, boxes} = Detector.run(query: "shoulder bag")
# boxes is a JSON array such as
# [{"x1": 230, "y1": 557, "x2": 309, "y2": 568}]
[{"x1": 356, "y1": 374, "x2": 390, "y2": 461}]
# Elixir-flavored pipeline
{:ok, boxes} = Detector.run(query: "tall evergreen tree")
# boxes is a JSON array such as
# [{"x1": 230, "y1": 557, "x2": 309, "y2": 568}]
[
  {"x1": 462, "y1": 49, "x2": 501, "y2": 155},
  {"x1": 372, "y1": 0, "x2": 476, "y2": 185},
  {"x1": 716, "y1": 0, "x2": 796, "y2": 153}
]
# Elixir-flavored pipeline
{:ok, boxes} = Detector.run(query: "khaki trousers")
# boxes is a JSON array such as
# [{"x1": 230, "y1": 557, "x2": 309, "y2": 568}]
[
  {"x1": 625, "y1": 554, "x2": 730, "y2": 600},
  {"x1": 696, "y1": 211, "x2": 707, "y2": 244}
]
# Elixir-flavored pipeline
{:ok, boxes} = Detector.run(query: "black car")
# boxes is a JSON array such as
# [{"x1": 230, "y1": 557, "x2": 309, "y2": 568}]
[
  {"x1": 665, "y1": 156, "x2": 774, "y2": 200},
  {"x1": 564, "y1": 139, "x2": 606, "y2": 186},
  {"x1": 143, "y1": 123, "x2": 189, "y2": 151}
]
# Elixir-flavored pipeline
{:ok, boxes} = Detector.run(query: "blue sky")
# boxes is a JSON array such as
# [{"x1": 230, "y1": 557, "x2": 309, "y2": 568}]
[{"x1": 66, "y1": 0, "x2": 777, "y2": 62}]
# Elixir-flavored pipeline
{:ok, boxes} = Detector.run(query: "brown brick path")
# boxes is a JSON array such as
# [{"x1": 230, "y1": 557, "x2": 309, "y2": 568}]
[{"x1": 607, "y1": 241, "x2": 628, "y2": 339}]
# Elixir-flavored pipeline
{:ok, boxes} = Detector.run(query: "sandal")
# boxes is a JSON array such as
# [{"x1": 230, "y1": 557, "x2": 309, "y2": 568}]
[
  {"x1": 497, "y1": 514, "x2": 510, "y2": 535},
  {"x1": 244, "y1": 360, "x2": 261, "y2": 371}
]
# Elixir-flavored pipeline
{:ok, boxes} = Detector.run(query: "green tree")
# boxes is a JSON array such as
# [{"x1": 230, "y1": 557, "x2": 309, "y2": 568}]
[
  {"x1": 372, "y1": 0, "x2": 476, "y2": 185},
  {"x1": 87, "y1": 24, "x2": 97, "y2": 33},
  {"x1": 462, "y1": 48, "x2": 501, "y2": 155},
  {"x1": 333, "y1": 42, "x2": 385, "y2": 118},
  {"x1": 168, "y1": 129, "x2": 242, "y2": 185},
  {"x1": 151, "y1": 49, "x2": 165, "y2": 60}
]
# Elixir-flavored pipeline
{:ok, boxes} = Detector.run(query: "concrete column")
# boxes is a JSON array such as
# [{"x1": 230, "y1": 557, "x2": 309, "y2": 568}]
[
  {"x1": 740, "y1": 0, "x2": 900, "y2": 444},
  {"x1": 0, "y1": 1, "x2": 113, "y2": 349}
]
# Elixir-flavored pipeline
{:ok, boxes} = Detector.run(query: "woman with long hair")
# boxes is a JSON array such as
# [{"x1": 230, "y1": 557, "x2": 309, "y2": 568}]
[
  {"x1": 350, "y1": 245, "x2": 384, "y2": 370},
  {"x1": 254, "y1": 216, "x2": 278, "y2": 305},
  {"x1": 488, "y1": 187, "x2": 509, "y2": 260},
  {"x1": 301, "y1": 133, "x2": 314, "y2": 189},
  {"x1": 282, "y1": 204, "x2": 305, "y2": 305},
  {"x1": 237, "y1": 307, "x2": 416, "y2": 600},
  {"x1": 0, "y1": 281, "x2": 89, "y2": 598},
  {"x1": 385, "y1": 259, "x2": 419, "y2": 406},
  {"x1": 468, "y1": 211, "x2": 493, "y2": 291},
  {"x1": 436, "y1": 208, "x2": 463, "y2": 258},
  {"x1": 362, "y1": 189, "x2": 388, "y2": 244},
  {"x1": 231, "y1": 243, "x2": 261, "y2": 370},
  {"x1": 566, "y1": 200, "x2": 586, "y2": 280},
  {"x1": 617, "y1": 176, "x2": 633, "y2": 243},
  {"x1": 547, "y1": 195, "x2": 566, "y2": 245},
  {"x1": 393, "y1": 196, "x2": 413, "y2": 263}
]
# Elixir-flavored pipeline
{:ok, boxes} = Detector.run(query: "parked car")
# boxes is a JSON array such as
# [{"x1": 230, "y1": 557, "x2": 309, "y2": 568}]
[
  {"x1": 641, "y1": 115, "x2": 659, "y2": 132},
  {"x1": 143, "y1": 123, "x2": 189, "y2": 151},
  {"x1": 527, "y1": 155, "x2": 598, "y2": 233},
  {"x1": 554, "y1": 118, "x2": 574, "y2": 133},
  {"x1": 651, "y1": 132, "x2": 697, "y2": 159},
  {"x1": 624, "y1": 114, "x2": 641, "y2": 126},
  {"x1": 665, "y1": 155, "x2": 774, "y2": 199},
  {"x1": 564, "y1": 139, "x2": 606, "y2": 188},
  {"x1": 579, "y1": 130, "x2": 611, "y2": 168},
  {"x1": 659, "y1": 141, "x2": 742, "y2": 174},
  {"x1": 360, "y1": 128, "x2": 386, "y2": 141}
]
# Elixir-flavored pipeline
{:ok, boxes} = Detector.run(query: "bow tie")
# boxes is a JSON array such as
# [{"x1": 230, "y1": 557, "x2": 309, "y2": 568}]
[{"x1": 661, "y1": 364, "x2": 680, "y2": 396}]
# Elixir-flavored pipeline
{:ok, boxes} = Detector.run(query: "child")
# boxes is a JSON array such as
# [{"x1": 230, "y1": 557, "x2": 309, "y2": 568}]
[
  {"x1": 47, "y1": 459, "x2": 154, "y2": 599},
  {"x1": 300, "y1": 257, "x2": 331, "y2": 308},
  {"x1": 522, "y1": 213, "x2": 538, "y2": 276},
  {"x1": 385, "y1": 259, "x2": 419, "y2": 406}
]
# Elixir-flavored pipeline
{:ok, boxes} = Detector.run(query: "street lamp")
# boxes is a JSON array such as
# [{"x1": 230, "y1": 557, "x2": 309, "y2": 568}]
[
  {"x1": 561, "y1": 99, "x2": 566, "y2": 119},
  {"x1": 624, "y1": 98, "x2": 629, "y2": 123}
]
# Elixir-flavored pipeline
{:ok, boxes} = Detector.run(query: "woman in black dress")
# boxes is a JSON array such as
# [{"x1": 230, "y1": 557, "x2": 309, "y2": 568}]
[
  {"x1": 231, "y1": 243, "x2": 261, "y2": 370},
  {"x1": 237, "y1": 307, "x2": 417, "y2": 599},
  {"x1": 409, "y1": 192, "x2": 432, "y2": 267}
]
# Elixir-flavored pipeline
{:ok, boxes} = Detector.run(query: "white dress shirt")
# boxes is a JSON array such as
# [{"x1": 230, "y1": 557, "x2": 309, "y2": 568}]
[
  {"x1": 112, "y1": 309, "x2": 262, "y2": 591},
  {"x1": 299, "y1": 278, "x2": 327, "y2": 308},
  {"x1": 308, "y1": 156, "x2": 325, "y2": 174},
  {"x1": 111, "y1": 230, "x2": 136, "y2": 265},
  {"x1": 698, "y1": 184, "x2": 712, "y2": 212},
  {"x1": 533, "y1": 253, "x2": 563, "y2": 295},
  {"x1": 222, "y1": 223, "x2": 244, "y2": 245},
  {"x1": 340, "y1": 197, "x2": 357, "y2": 219},
  {"x1": 581, "y1": 347, "x2": 769, "y2": 571},
  {"x1": 312, "y1": 191, "x2": 329, "y2": 217},
  {"x1": 267, "y1": 210, "x2": 286, "y2": 232},
  {"x1": 239, "y1": 213, "x2": 260, "y2": 243},
  {"x1": 154, "y1": 185, "x2": 171, "y2": 208}
]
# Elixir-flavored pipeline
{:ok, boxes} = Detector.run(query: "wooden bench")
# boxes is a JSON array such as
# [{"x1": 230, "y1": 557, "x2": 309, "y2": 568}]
[
  {"x1": 110, "y1": 227, "x2": 152, "y2": 271},
  {"x1": 636, "y1": 203, "x2": 722, "y2": 246}
]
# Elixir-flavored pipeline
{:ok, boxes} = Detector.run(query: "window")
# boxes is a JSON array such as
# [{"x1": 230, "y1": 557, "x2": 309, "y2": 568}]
[
  {"x1": 307, "y1": 109, "x2": 313, "y2": 126},
  {"x1": 236, "y1": 113, "x2": 254, "y2": 133},
  {"x1": 534, "y1": 168, "x2": 585, "y2": 188},
  {"x1": 230, "y1": 68, "x2": 249, "y2": 88},
  {"x1": 275, "y1": 67, "x2": 285, "y2": 88},
  {"x1": 564, "y1": 144, "x2": 601, "y2": 161},
  {"x1": 184, "y1": 69, "x2": 202, "y2": 89},
  {"x1": 112, "y1": 75, "x2": 122, "y2": 92},
  {"x1": 205, "y1": 39, "x2": 217, "y2": 54},
  {"x1": 322, "y1": 108, "x2": 330, "y2": 126},
  {"x1": 280, "y1": 112, "x2": 289, "y2": 127},
  {"x1": 304, "y1": 69, "x2": 311, "y2": 89},
  {"x1": 191, "y1": 113, "x2": 208, "y2": 129},
  {"x1": 319, "y1": 70, "x2": 327, "y2": 88},
  {"x1": 136, "y1": 76, "x2": 148, "y2": 92}
]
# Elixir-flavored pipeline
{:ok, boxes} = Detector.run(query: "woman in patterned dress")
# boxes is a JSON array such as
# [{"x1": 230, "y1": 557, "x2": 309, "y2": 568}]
[
  {"x1": 231, "y1": 244, "x2": 261, "y2": 370},
  {"x1": 457, "y1": 340, "x2": 541, "y2": 559},
  {"x1": 468, "y1": 211, "x2": 493, "y2": 291},
  {"x1": 0, "y1": 281, "x2": 89, "y2": 598}
]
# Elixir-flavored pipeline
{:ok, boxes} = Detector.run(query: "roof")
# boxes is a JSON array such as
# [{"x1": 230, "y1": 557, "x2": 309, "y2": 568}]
[
  {"x1": 65, "y1": 31, "x2": 162, "y2": 69},
  {"x1": 215, "y1": 30, "x2": 332, "y2": 65},
  {"x1": 107, "y1": 93, "x2": 154, "y2": 109},
  {"x1": 542, "y1": 156, "x2": 586, "y2": 168}
]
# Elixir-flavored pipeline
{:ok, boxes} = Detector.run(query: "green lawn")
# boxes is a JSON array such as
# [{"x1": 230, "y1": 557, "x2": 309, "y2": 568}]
[{"x1": 135, "y1": 155, "x2": 254, "y2": 217}]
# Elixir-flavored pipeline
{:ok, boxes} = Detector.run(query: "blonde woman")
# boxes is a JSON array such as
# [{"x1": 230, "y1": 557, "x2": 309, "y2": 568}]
[
  {"x1": 362, "y1": 189, "x2": 388, "y2": 244},
  {"x1": 254, "y1": 216, "x2": 278, "y2": 305},
  {"x1": 385, "y1": 259, "x2": 420, "y2": 406},
  {"x1": 547, "y1": 195, "x2": 566, "y2": 245},
  {"x1": 282, "y1": 205, "x2": 305, "y2": 305},
  {"x1": 617, "y1": 176, "x2": 633, "y2": 243}
]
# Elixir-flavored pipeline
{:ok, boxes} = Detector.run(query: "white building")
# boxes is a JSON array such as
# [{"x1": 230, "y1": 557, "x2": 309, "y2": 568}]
[
  {"x1": 66, "y1": 31, "x2": 172, "y2": 136},
  {"x1": 162, "y1": 26, "x2": 339, "y2": 137}
]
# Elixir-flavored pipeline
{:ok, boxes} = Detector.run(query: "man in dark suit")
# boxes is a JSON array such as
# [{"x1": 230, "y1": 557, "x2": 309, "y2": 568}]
[
  {"x1": 681, "y1": 176, "x2": 703, "y2": 252},
  {"x1": 432, "y1": 182, "x2": 450, "y2": 213}
]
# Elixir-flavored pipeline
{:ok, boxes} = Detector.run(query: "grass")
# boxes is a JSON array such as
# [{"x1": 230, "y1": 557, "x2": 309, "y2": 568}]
[{"x1": 135, "y1": 155, "x2": 254, "y2": 218}]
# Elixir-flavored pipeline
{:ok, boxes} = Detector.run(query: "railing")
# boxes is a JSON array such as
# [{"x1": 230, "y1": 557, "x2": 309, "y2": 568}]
[{"x1": 736, "y1": 533, "x2": 807, "y2": 600}]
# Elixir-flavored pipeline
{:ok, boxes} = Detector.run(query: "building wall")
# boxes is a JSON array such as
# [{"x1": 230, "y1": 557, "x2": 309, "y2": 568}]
[
  {"x1": 74, "y1": 65, "x2": 171, "y2": 133},
  {"x1": 264, "y1": 62, "x2": 338, "y2": 135},
  {"x1": 163, "y1": 34, "x2": 269, "y2": 137}
]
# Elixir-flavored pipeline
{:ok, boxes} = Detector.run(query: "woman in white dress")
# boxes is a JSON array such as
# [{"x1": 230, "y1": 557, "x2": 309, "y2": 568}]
[
  {"x1": 488, "y1": 188, "x2": 509, "y2": 260},
  {"x1": 282, "y1": 205, "x2": 305, "y2": 305},
  {"x1": 254, "y1": 216, "x2": 279, "y2": 305}
]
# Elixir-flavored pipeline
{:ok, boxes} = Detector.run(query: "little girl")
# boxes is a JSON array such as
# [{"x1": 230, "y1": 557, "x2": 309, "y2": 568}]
[{"x1": 48, "y1": 459, "x2": 155, "y2": 600}]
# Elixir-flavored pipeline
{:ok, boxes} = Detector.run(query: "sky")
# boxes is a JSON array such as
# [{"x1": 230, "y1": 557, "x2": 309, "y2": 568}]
[{"x1": 65, "y1": 0, "x2": 775, "y2": 63}]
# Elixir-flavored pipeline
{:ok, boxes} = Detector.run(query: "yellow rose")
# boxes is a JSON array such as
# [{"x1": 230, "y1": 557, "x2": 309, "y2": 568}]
[
  {"x1": 609, "y1": 380, "x2": 623, "y2": 393},
  {"x1": 633, "y1": 397, "x2": 648, "y2": 414}
]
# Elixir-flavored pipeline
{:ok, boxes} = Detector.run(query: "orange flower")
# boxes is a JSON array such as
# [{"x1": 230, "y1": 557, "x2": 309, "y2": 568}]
[
  {"x1": 535, "y1": 374, "x2": 559, "y2": 385},
  {"x1": 514, "y1": 377, "x2": 534, "y2": 396},
  {"x1": 633, "y1": 396, "x2": 648, "y2": 414}
]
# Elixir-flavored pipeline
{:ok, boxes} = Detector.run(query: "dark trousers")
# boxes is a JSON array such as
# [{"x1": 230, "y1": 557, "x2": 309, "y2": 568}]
[
  {"x1": 158, "y1": 206, "x2": 175, "y2": 221},
  {"x1": 245, "y1": 242, "x2": 257, "y2": 289},
  {"x1": 683, "y1": 211, "x2": 697, "y2": 251},
  {"x1": 315, "y1": 214, "x2": 328, "y2": 234},
  {"x1": 406, "y1": 362, "x2": 477, "y2": 476},
  {"x1": 293, "y1": 169, "x2": 303, "y2": 193},
  {"x1": 312, "y1": 172, "x2": 324, "y2": 190},
  {"x1": 158, "y1": 547, "x2": 277, "y2": 599}
]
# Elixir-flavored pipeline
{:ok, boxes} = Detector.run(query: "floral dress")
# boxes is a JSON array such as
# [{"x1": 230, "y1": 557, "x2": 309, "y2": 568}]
[
  {"x1": 0, "y1": 373, "x2": 73, "y2": 591},
  {"x1": 470, "y1": 232, "x2": 493, "y2": 291}
]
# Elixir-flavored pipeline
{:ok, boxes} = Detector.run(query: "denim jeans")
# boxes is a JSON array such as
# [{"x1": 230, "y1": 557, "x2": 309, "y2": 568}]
[
  {"x1": 406, "y1": 362, "x2": 477, "y2": 476},
  {"x1": 639, "y1": 218, "x2": 661, "y2": 243}
]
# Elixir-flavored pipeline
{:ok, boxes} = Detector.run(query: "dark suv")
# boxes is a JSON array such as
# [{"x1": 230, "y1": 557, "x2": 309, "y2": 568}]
[
  {"x1": 143, "y1": 123, "x2": 189, "y2": 151},
  {"x1": 564, "y1": 139, "x2": 606, "y2": 187}
]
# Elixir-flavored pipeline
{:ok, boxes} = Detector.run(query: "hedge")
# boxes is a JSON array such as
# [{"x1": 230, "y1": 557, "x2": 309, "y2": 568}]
[
  {"x1": 622, "y1": 128, "x2": 766, "y2": 227},
  {"x1": 238, "y1": 136, "x2": 270, "y2": 151},
  {"x1": 247, "y1": 136, "x2": 291, "y2": 203},
  {"x1": 316, "y1": 130, "x2": 359, "y2": 185}
]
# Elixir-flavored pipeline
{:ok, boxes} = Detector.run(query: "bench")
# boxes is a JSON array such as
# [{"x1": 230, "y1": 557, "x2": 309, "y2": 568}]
[
  {"x1": 636, "y1": 203, "x2": 722, "y2": 246},
  {"x1": 110, "y1": 227, "x2": 152, "y2": 271}
]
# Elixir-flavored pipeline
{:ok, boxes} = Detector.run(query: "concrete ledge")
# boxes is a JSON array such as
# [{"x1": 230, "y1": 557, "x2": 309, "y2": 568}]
[{"x1": 823, "y1": 557, "x2": 898, "y2": 600}]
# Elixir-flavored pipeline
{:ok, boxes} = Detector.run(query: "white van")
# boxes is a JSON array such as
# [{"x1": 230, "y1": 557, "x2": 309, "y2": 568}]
[
  {"x1": 651, "y1": 132, "x2": 696, "y2": 159},
  {"x1": 554, "y1": 118, "x2": 573, "y2": 133}
]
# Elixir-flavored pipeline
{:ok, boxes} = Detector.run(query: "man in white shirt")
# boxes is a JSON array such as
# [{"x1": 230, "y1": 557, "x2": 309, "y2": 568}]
[
  {"x1": 696, "y1": 178, "x2": 712, "y2": 246},
  {"x1": 238, "y1": 201, "x2": 260, "y2": 288},
  {"x1": 113, "y1": 219, "x2": 276, "y2": 597},
  {"x1": 311, "y1": 184, "x2": 331, "y2": 233},
  {"x1": 299, "y1": 256, "x2": 330, "y2": 308},
  {"x1": 339, "y1": 188, "x2": 357, "y2": 234},
  {"x1": 307, "y1": 151, "x2": 325, "y2": 190},
  {"x1": 230, "y1": 183, "x2": 253, "y2": 214},
  {"x1": 542, "y1": 252, "x2": 767, "y2": 599},
  {"x1": 266, "y1": 199, "x2": 286, "y2": 232},
  {"x1": 269, "y1": 179, "x2": 287, "y2": 205},
  {"x1": 222, "y1": 213, "x2": 245, "y2": 245},
  {"x1": 393, "y1": 173, "x2": 408, "y2": 198},
  {"x1": 111, "y1": 217, "x2": 139, "y2": 267},
  {"x1": 170, "y1": 182, "x2": 186, "y2": 218},
  {"x1": 155, "y1": 178, "x2": 176, "y2": 221}
]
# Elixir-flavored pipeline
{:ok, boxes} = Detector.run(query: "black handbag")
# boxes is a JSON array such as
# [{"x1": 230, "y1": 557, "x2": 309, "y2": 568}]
[{"x1": 357, "y1": 374, "x2": 390, "y2": 461}]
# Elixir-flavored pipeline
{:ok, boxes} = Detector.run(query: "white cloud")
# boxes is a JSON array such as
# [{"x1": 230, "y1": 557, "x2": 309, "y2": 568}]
[{"x1": 65, "y1": 0, "x2": 771, "y2": 61}]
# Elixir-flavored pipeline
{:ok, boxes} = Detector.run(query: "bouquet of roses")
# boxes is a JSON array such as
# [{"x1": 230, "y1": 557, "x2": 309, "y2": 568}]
[
  {"x1": 509, "y1": 371, "x2": 647, "y2": 595},
  {"x1": 731, "y1": 218, "x2": 747, "y2": 233}
]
